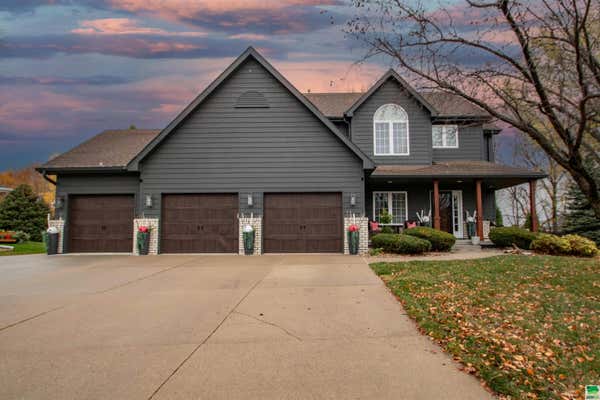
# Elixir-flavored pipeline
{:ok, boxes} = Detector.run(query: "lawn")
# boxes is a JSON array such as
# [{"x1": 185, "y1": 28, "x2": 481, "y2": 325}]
[
  {"x1": 0, "y1": 241, "x2": 46, "y2": 256},
  {"x1": 371, "y1": 255, "x2": 599, "y2": 400}
]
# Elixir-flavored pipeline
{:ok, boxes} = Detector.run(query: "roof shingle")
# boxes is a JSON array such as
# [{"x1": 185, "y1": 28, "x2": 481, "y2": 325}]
[
  {"x1": 372, "y1": 161, "x2": 546, "y2": 179},
  {"x1": 41, "y1": 129, "x2": 160, "y2": 170},
  {"x1": 304, "y1": 91, "x2": 490, "y2": 118}
]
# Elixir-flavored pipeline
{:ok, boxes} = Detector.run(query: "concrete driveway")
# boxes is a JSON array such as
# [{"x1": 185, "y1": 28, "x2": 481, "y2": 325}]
[{"x1": 0, "y1": 254, "x2": 493, "y2": 399}]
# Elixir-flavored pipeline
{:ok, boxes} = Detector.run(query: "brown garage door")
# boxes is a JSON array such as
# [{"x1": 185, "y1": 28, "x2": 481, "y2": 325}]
[
  {"x1": 161, "y1": 194, "x2": 238, "y2": 253},
  {"x1": 68, "y1": 195, "x2": 134, "y2": 253},
  {"x1": 264, "y1": 193, "x2": 343, "y2": 253}
]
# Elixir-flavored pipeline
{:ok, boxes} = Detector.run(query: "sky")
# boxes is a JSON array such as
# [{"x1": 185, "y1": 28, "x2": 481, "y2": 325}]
[{"x1": 0, "y1": 0, "x2": 514, "y2": 170}]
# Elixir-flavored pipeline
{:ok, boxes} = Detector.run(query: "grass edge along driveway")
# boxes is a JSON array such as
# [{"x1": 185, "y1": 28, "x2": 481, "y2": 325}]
[
  {"x1": 370, "y1": 255, "x2": 599, "y2": 400},
  {"x1": 0, "y1": 241, "x2": 45, "y2": 256}
]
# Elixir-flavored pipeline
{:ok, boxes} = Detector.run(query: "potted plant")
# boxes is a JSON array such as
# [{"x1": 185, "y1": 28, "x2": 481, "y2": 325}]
[
  {"x1": 242, "y1": 224, "x2": 255, "y2": 255},
  {"x1": 465, "y1": 211, "x2": 479, "y2": 245},
  {"x1": 347, "y1": 223, "x2": 360, "y2": 255},
  {"x1": 416, "y1": 209, "x2": 431, "y2": 227},
  {"x1": 137, "y1": 226, "x2": 151, "y2": 255}
]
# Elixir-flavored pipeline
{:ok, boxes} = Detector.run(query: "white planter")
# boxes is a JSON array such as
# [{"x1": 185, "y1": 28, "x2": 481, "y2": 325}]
[{"x1": 471, "y1": 236, "x2": 481, "y2": 245}]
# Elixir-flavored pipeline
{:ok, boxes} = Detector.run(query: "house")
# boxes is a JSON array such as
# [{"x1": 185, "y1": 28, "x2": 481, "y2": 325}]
[{"x1": 37, "y1": 47, "x2": 544, "y2": 255}]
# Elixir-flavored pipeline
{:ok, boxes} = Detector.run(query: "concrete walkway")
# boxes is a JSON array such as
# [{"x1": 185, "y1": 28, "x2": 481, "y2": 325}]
[{"x1": 0, "y1": 254, "x2": 494, "y2": 399}]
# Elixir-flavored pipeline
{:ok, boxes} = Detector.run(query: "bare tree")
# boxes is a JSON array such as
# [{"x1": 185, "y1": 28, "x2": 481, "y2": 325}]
[{"x1": 347, "y1": 0, "x2": 600, "y2": 217}]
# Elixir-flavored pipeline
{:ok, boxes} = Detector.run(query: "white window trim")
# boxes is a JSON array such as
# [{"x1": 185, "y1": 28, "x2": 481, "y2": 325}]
[
  {"x1": 373, "y1": 104, "x2": 410, "y2": 156},
  {"x1": 372, "y1": 191, "x2": 408, "y2": 225},
  {"x1": 432, "y1": 124, "x2": 459, "y2": 149}
]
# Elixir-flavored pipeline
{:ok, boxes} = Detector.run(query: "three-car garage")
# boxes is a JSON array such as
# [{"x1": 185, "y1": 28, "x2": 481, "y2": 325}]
[{"x1": 65, "y1": 192, "x2": 344, "y2": 254}]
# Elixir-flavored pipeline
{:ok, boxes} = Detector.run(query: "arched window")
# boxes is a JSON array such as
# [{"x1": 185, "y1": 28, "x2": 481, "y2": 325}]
[{"x1": 373, "y1": 104, "x2": 409, "y2": 155}]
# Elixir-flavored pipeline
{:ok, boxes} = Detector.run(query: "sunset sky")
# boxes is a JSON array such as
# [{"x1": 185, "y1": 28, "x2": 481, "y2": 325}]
[{"x1": 0, "y1": 0, "x2": 512, "y2": 170}]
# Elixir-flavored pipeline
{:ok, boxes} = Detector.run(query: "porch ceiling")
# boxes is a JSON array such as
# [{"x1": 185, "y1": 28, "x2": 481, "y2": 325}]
[{"x1": 369, "y1": 161, "x2": 546, "y2": 189}]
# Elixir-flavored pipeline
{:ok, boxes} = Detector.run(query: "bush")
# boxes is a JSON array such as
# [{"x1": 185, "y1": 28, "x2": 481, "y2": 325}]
[
  {"x1": 405, "y1": 226, "x2": 456, "y2": 252},
  {"x1": 563, "y1": 234, "x2": 599, "y2": 257},
  {"x1": 0, "y1": 184, "x2": 50, "y2": 242},
  {"x1": 369, "y1": 247, "x2": 384, "y2": 256},
  {"x1": 380, "y1": 226, "x2": 394, "y2": 234},
  {"x1": 371, "y1": 233, "x2": 431, "y2": 254},
  {"x1": 531, "y1": 234, "x2": 571, "y2": 255},
  {"x1": 12, "y1": 231, "x2": 31, "y2": 244},
  {"x1": 489, "y1": 227, "x2": 538, "y2": 249}
]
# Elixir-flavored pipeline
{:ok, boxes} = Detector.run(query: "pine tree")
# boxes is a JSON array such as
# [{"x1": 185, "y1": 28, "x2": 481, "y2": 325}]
[
  {"x1": 495, "y1": 206, "x2": 504, "y2": 227},
  {"x1": 0, "y1": 184, "x2": 50, "y2": 242},
  {"x1": 563, "y1": 182, "x2": 600, "y2": 245}
]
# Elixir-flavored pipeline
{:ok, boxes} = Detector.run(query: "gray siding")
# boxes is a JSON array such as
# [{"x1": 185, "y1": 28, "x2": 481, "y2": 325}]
[
  {"x1": 432, "y1": 124, "x2": 485, "y2": 162},
  {"x1": 55, "y1": 173, "x2": 140, "y2": 219},
  {"x1": 332, "y1": 120, "x2": 350, "y2": 137},
  {"x1": 350, "y1": 79, "x2": 433, "y2": 165},
  {"x1": 139, "y1": 58, "x2": 365, "y2": 218}
]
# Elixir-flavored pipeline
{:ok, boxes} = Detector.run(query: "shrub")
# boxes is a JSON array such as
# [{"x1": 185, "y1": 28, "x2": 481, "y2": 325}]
[
  {"x1": 380, "y1": 226, "x2": 394, "y2": 234},
  {"x1": 489, "y1": 227, "x2": 538, "y2": 249},
  {"x1": 563, "y1": 234, "x2": 599, "y2": 257},
  {"x1": 369, "y1": 247, "x2": 384, "y2": 256},
  {"x1": 371, "y1": 233, "x2": 431, "y2": 254},
  {"x1": 531, "y1": 234, "x2": 571, "y2": 255},
  {"x1": 12, "y1": 231, "x2": 31, "y2": 244},
  {"x1": 405, "y1": 226, "x2": 456, "y2": 252},
  {"x1": 0, "y1": 184, "x2": 50, "y2": 242}
]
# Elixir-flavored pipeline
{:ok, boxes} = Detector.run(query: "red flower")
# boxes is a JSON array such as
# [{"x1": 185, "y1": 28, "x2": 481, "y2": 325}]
[
  {"x1": 348, "y1": 224, "x2": 359, "y2": 232},
  {"x1": 138, "y1": 226, "x2": 149, "y2": 233}
]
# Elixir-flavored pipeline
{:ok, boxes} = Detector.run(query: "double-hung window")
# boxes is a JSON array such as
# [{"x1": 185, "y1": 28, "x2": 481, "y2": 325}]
[
  {"x1": 373, "y1": 104, "x2": 409, "y2": 155},
  {"x1": 373, "y1": 192, "x2": 408, "y2": 225},
  {"x1": 432, "y1": 125, "x2": 458, "y2": 148}
]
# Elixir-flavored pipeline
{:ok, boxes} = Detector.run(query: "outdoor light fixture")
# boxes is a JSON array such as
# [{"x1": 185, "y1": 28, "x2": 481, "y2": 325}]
[
  {"x1": 54, "y1": 196, "x2": 64, "y2": 209},
  {"x1": 350, "y1": 193, "x2": 356, "y2": 206},
  {"x1": 145, "y1": 195, "x2": 153, "y2": 208},
  {"x1": 247, "y1": 194, "x2": 254, "y2": 207}
]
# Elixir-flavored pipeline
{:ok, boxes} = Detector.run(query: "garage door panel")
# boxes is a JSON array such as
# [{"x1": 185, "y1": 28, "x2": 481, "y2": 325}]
[
  {"x1": 161, "y1": 194, "x2": 238, "y2": 253},
  {"x1": 68, "y1": 195, "x2": 134, "y2": 253},
  {"x1": 264, "y1": 193, "x2": 342, "y2": 253}
]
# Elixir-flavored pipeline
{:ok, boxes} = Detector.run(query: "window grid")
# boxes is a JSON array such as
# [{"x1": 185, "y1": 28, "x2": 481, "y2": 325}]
[
  {"x1": 432, "y1": 125, "x2": 459, "y2": 148},
  {"x1": 373, "y1": 104, "x2": 410, "y2": 156},
  {"x1": 373, "y1": 192, "x2": 408, "y2": 225}
]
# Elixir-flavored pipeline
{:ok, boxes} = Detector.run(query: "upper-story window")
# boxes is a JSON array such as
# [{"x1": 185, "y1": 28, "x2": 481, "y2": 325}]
[
  {"x1": 373, "y1": 104, "x2": 409, "y2": 156},
  {"x1": 432, "y1": 125, "x2": 459, "y2": 148}
]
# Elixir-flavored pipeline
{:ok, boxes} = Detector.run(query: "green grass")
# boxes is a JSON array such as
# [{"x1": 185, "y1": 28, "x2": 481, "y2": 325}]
[
  {"x1": 0, "y1": 241, "x2": 46, "y2": 256},
  {"x1": 371, "y1": 255, "x2": 600, "y2": 400}
]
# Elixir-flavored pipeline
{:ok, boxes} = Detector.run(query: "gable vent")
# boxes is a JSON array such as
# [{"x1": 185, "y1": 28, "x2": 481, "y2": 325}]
[{"x1": 235, "y1": 91, "x2": 269, "y2": 108}]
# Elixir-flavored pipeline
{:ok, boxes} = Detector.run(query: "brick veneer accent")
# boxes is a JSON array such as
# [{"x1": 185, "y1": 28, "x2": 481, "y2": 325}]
[
  {"x1": 483, "y1": 220, "x2": 491, "y2": 240},
  {"x1": 133, "y1": 218, "x2": 159, "y2": 255},
  {"x1": 48, "y1": 219, "x2": 65, "y2": 254},
  {"x1": 343, "y1": 216, "x2": 368, "y2": 255},
  {"x1": 239, "y1": 215, "x2": 262, "y2": 255}
]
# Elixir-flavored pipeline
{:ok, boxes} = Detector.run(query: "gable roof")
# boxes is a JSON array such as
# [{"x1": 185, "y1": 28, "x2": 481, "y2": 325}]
[
  {"x1": 345, "y1": 69, "x2": 437, "y2": 117},
  {"x1": 38, "y1": 129, "x2": 160, "y2": 172},
  {"x1": 128, "y1": 47, "x2": 374, "y2": 170}
]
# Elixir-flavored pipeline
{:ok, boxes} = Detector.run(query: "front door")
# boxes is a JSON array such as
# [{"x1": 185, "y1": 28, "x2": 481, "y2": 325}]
[{"x1": 431, "y1": 190, "x2": 463, "y2": 238}]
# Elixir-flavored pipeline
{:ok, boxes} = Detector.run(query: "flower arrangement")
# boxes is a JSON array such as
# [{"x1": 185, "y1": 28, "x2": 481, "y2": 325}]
[
  {"x1": 348, "y1": 224, "x2": 359, "y2": 232},
  {"x1": 416, "y1": 209, "x2": 431, "y2": 227},
  {"x1": 137, "y1": 225, "x2": 152, "y2": 255}
]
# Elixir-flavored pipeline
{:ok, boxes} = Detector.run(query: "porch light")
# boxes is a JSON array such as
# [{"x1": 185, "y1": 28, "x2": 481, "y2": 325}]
[
  {"x1": 145, "y1": 195, "x2": 153, "y2": 208},
  {"x1": 54, "y1": 196, "x2": 64, "y2": 209},
  {"x1": 247, "y1": 194, "x2": 253, "y2": 207},
  {"x1": 350, "y1": 193, "x2": 356, "y2": 206},
  {"x1": 387, "y1": 180, "x2": 393, "y2": 184}
]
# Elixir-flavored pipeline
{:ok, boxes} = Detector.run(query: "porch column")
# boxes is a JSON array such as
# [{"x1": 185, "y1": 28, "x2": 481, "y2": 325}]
[
  {"x1": 433, "y1": 179, "x2": 440, "y2": 230},
  {"x1": 475, "y1": 179, "x2": 483, "y2": 239},
  {"x1": 529, "y1": 180, "x2": 538, "y2": 232}
]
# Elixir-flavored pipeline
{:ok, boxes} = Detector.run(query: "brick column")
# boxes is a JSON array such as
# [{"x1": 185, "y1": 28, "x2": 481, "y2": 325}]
[
  {"x1": 133, "y1": 218, "x2": 159, "y2": 255},
  {"x1": 48, "y1": 219, "x2": 65, "y2": 254},
  {"x1": 344, "y1": 216, "x2": 368, "y2": 255},
  {"x1": 239, "y1": 215, "x2": 262, "y2": 255}
]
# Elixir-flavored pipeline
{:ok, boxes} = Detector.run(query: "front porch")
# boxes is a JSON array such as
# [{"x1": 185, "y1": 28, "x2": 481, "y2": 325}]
[{"x1": 365, "y1": 161, "x2": 546, "y2": 240}]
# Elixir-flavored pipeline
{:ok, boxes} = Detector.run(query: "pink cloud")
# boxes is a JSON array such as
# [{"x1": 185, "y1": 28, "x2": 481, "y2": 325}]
[
  {"x1": 72, "y1": 18, "x2": 207, "y2": 37},
  {"x1": 107, "y1": 0, "x2": 335, "y2": 14},
  {"x1": 228, "y1": 33, "x2": 268, "y2": 41}
]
